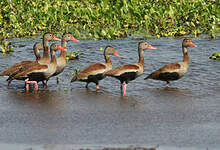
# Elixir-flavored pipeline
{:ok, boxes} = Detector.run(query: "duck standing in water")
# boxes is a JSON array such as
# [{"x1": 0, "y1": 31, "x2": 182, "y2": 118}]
[
  {"x1": 51, "y1": 33, "x2": 78, "y2": 83},
  {"x1": 105, "y1": 41, "x2": 156, "y2": 96},
  {"x1": 9, "y1": 43, "x2": 65, "y2": 92},
  {"x1": 1, "y1": 32, "x2": 61, "y2": 87},
  {"x1": 71, "y1": 46, "x2": 120, "y2": 90},
  {"x1": 1, "y1": 42, "x2": 44, "y2": 77},
  {"x1": 144, "y1": 39, "x2": 197, "y2": 87}
]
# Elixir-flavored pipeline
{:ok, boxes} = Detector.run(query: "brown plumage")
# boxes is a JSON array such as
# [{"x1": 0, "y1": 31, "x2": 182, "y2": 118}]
[
  {"x1": 9, "y1": 43, "x2": 65, "y2": 92},
  {"x1": 1, "y1": 32, "x2": 61, "y2": 87},
  {"x1": 1, "y1": 42, "x2": 43, "y2": 77},
  {"x1": 145, "y1": 63, "x2": 181, "y2": 80},
  {"x1": 76, "y1": 63, "x2": 107, "y2": 77},
  {"x1": 71, "y1": 46, "x2": 120, "y2": 90},
  {"x1": 144, "y1": 38, "x2": 197, "y2": 87},
  {"x1": 37, "y1": 32, "x2": 61, "y2": 65},
  {"x1": 106, "y1": 65, "x2": 140, "y2": 76},
  {"x1": 71, "y1": 63, "x2": 107, "y2": 83},
  {"x1": 105, "y1": 41, "x2": 156, "y2": 96},
  {"x1": 52, "y1": 33, "x2": 79, "y2": 77}
]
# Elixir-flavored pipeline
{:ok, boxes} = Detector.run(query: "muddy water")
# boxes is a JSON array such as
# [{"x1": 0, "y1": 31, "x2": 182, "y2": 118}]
[{"x1": 0, "y1": 37, "x2": 220, "y2": 150}]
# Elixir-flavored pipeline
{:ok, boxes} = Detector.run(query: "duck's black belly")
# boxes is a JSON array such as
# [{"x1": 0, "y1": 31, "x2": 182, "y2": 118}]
[
  {"x1": 9, "y1": 76, "x2": 27, "y2": 81},
  {"x1": 28, "y1": 72, "x2": 47, "y2": 82},
  {"x1": 81, "y1": 73, "x2": 105, "y2": 84},
  {"x1": 158, "y1": 72, "x2": 180, "y2": 81},
  {"x1": 115, "y1": 72, "x2": 138, "y2": 84}
]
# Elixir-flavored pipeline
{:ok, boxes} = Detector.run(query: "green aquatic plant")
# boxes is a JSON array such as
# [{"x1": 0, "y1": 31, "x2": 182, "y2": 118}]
[
  {"x1": 0, "y1": 40, "x2": 13, "y2": 54},
  {"x1": 73, "y1": 68, "x2": 80, "y2": 76},
  {"x1": 210, "y1": 52, "x2": 220, "y2": 60},
  {"x1": 66, "y1": 51, "x2": 84, "y2": 61},
  {"x1": 0, "y1": 0, "x2": 219, "y2": 39}
]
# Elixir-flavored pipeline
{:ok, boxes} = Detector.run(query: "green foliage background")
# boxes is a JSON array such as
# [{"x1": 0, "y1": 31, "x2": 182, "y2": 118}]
[{"x1": 0, "y1": 0, "x2": 219, "y2": 40}]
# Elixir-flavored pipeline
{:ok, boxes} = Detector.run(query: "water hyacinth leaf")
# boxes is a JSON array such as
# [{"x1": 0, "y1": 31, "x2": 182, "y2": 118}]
[{"x1": 0, "y1": 0, "x2": 219, "y2": 39}]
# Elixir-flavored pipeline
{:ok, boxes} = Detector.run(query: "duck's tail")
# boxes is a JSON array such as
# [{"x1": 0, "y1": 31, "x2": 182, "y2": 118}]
[{"x1": 144, "y1": 75, "x2": 151, "y2": 80}]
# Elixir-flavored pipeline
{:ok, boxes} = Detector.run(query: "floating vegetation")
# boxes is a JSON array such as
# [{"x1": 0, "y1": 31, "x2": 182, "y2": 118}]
[
  {"x1": 210, "y1": 52, "x2": 220, "y2": 60},
  {"x1": 73, "y1": 68, "x2": 80, "y2": 76},
  {"x1": 66, "y1": 51, "x2": 84, "y2": 61},
  {"x1": 0, "y1": 40, "x2": 13, "y2": 54},
  {"x1": 0, "y1": 0, "x2": 219, "y2": 39}
]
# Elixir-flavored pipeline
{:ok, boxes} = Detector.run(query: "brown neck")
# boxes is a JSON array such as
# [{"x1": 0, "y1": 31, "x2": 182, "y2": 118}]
[
  {"x1": 50, "y1": 50, "x2": 57, "y2": 64},
  {"x1": 43, "y1": 39, "x2": 50, "y2": 59},
  {"x1": 59, "y1": 39, "x2": 67, "y2": 57},
  {"x1": 138, "y1": 48, "x2": 144, "y2": 67},
  {"x1": 59, "y1": 51, "x2": 66, "y2": 58},
  {"x1": 34, "y1": 49, "x2": 41, "y2": 61},
  {"x1": 104, "y1": 55, "x2": 112, "y2": 67},
  {"x1": 183, "y1": 47, "x2": 189, "y2": 64}
]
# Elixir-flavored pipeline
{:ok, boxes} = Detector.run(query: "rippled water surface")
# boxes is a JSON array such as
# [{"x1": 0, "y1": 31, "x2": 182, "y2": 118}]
[{"x1": 0, "y1": 37, "x2": 219, "y2": 150}]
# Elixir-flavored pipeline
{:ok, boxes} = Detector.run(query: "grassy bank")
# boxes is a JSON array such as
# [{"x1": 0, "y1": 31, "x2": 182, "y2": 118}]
[{"x1": 0, "y1": 0, "x2": 219, "y2": 40}]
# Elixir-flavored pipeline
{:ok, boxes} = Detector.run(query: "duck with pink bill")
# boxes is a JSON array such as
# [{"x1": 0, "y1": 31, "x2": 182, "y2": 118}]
[
  {"x1": 71, "y1": 46, "x2": 120, "y2": 90},
  {"x1": 9, "y1": 43, "x2": 65, "y2": 92},
  {"x1": 144, "y1": 38, "x2": 197, "y2": 87},
  {"x1": 52, "y1": 33, "x2": 79, "y2": 77},
  {"x1": 105, "y1": 41, "x2": 156, "y2": 96},
  {"x1": 1, "y1": 32, "x2": 61, "y2": 87}
]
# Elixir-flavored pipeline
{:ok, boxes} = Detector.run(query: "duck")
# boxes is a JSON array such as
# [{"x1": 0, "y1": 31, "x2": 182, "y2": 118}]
[
  {"x1": 52, "y1": 33, "x2": 79, "y2": 77},
  {"x1": 1, "y1": 32, "x2": 61, "y2": 87},
  {"x1": 1, "y1": 42, "x2": 43, "y2": 77},
  {"x1": 71, "y1": 46, "x2": 120, "y2": 90},
  {"x1": 144, "y1": 38, "x2": 197, "y2": 87},
  {"x1": 37, "y1": 32, "x2": 61, "y2": 65},
  {"x1": 105, "y1": 41, "x2": 156, "y2": 96},
  {"x1": 9, "y1": 43, "x2": 65, "y2": 92}
]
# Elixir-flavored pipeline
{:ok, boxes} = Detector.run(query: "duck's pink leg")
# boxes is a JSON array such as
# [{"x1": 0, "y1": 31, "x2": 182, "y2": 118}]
[
  {"x1": 123, "y1": 83, "x2": 127, "y2": 96},
  {"x1": 34, "y1": 81, "x2": 39, "y2": 91},
  {"x1": 166, "y1": 81, "x2": 170, "y2": 88},
  {"x1": 45, "y1": 80, "x2": 48, "y2": 88},
  {"x1": 25, "y1": 78, "x2": 39, "y2": 91},
  {"x1": 7, "y1": 80, "x2": 11, "y2": 88},
  {"x1": 25, "y1": 79, "x2": 30, "y2": 92},
  {"x1": 25, "y1": 84, "x2": 29, "y2": 92},
  {"x1": 120, "y1": 84, "x2": 123, "y2": 95},
  {"x1": 85, "y1": 83, "x2": 89, "y2": 89},
  {"x1": 96, "y1": 84, "x2": 100, "y2": 90}
]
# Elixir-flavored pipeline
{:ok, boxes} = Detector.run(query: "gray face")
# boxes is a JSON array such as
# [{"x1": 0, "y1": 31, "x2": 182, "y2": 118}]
[
  {"x1": 44, "y1": 32, "x2": 55, "y2": 41},
  {"x1": 63, "y1": 33, "x2": 73, "y2": 41},
  {"x1": 139, "y1": 41, "x2": 149, "y2": 50},
  {"x1": 105, "y1": 46, "x2": 116, "y2": 55},
  {"x1": 182, "y1": 39, "x2": 192, "y2": 47},
  {"x1": 50, "y1": 43, "x2": 61, "y2": 52}
]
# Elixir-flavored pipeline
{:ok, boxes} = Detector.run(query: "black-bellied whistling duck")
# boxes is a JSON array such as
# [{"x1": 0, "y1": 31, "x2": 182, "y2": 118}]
[
  {"x1": 52, "y1": 33, "x2": 79, "y2": 77},
  {"x1": 144, "y1": 39, "x2": 197, "y2": 87},
  {"x1": 1, "y1": 42, "x2": 43, "y2": 77},
  {"x1": 1, "y1": 32, "x2": 61, "y2": 87},
  {"x1": 38, "y1": 32, "x2": 61, "y2": 65},
  {"x1": 9, "y1": 43, "x2": 65, "y2": 92},
  {"x1": 71, "y1": 46, "x2": 120, "y2": 90},
  {"x1": 105, "y1": 41, "x2": 156, "y2": 96},
  {"x1": 33, "y1": 42, "x2": 43, "y2": 61}
]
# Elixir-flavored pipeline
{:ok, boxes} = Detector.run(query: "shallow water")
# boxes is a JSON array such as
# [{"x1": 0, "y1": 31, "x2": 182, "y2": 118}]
[{"x1": 0, "y1": 37, "x2": 220, "y2": 150}]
